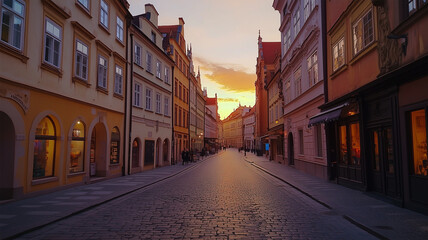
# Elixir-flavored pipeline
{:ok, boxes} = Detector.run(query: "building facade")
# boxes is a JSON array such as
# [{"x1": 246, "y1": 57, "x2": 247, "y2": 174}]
[
  {"x1": 318, "y1": 0, "x2": 428, "y2": 213},
  {"x1": 273, "y1": 0, "x2": 327, "y2": 179},
  {"x1": 159, "y1": 18, "x2": 190, "y2": 164},
  {"x1": 0, "y1": 0, "x2": 130, "y2": 199},
  {"x1": 223, "y1": 105, "x2": 250, "y2": 148},
  {"x1": 243, "y1": 107, "x2": 256, "y2": 151},
  {"x1": 128, "y1": 4, "x2": 173, "y2": 173},
  {"x1": 204, "y1": 92, "x2": 219, "y2": 152},
  {"x1": 189, "y1": 51, "x2": 204, "y2": 154}
]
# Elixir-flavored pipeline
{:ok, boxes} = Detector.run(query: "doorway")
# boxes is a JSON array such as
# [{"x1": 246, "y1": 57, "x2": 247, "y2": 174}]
[
  {"x1": 368, "y1": 127, "x2": 398, "y2": 197},
  {"x1": 288, "y1": 133, "x2": 294, "y2": 165},
  {"x1": 90, "y1": 123, "x2": 107, "y2": 178},
  {"x1": 0, "y1": 112, "x2": 15, "y2": 200},
  {"x1": 144, "y1": 140, "x2": 155, "y2": 170}
]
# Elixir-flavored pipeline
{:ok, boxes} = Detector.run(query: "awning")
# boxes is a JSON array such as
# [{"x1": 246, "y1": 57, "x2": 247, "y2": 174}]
[{"x1": 308, "y1": 103, "x2": 348, "y2": 127}]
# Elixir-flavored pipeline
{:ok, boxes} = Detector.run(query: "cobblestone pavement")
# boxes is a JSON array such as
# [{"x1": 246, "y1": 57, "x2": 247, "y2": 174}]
[{"x1": 17, "y1": 150, "x2": 377, "y2": 240}]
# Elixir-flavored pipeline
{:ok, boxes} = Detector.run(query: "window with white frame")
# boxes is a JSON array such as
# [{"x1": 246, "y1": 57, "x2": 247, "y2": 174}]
[
  {"x1": 0, "y1": 0, "x2": 25, "y2": 50},
  {"x1": 146, "y1": 51, "x2": 152, "y2": 73},
  {"x1": 44, "y1": 18, "x2": 61, "y2": 68},
  {"x1": 293, "y1": 9, "x2": 301, "y2": 37},
  {"x1": 164, "y1": 67, "x2": 170, "y2": 84},
  {"x1": 304, "y1": 0, "x2": 316, "y2": 21},
  {"x1": 134, "y1": 44, "x2": 141, "y2": 66},
  {"x1": 134, "y1": 82, "x2": 141, "y2": 107},
  {"x1": 75, "y1": 40, "x2": 88, "y2": 80},
  {"x1": 307, "y1": 51, "x2": 318, "y2": 86},
  {"x1": 114, "y1": 65, "x2": 123, "y2": 95},
  {"x1": 332, "y1": 37, "x2": 345, "y2": 72},
  {"x1": 100, "y1": 0, "x2": 108, "y2": 28},
  {"x1": 97, "y1": 55, "x2": 107, "y2": 89},
  {"x1": 155, "y1": 92, "x2": 161, "y2": 114},
  {"x1": 116, "y1": 16, "x2": 123, "y2": 42},
  {"x1": 145, "y1": 87, "x2": 152, "y2": 110},
  {"x1": 294, "y1": 67, "x2": 302, "y2": 96},
  {"x1": 77, "y1": 0, "x2": 89, "y2": 10},
  {"x1": 352, "y1": 9, "x2": 373, "y2": 55},
  {"x1": 164, "y1": 96, "x2": 170, "y2": 116},
  {"x1": 156, "y1": 60, "x2": 162, "y2": 79}
]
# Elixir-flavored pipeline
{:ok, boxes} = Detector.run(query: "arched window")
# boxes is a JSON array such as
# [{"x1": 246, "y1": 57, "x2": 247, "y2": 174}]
[
  {"x1": 132, "y1": 139, "x2": 140, "y2": 168},
  {"x1": 70, "y1": 121, "x2": 85, "y2": 173},
  {"x1": 110, "y1": 127, "x2": 120, "y2": 164},
  {"x1": 33, "y1": 116, "x2": 56, "y2": 179}
]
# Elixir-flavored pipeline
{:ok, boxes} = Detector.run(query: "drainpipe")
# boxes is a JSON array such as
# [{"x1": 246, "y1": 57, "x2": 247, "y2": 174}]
[
  {"x1": 127, "y1": 33, "x2": 134, "y2": 175},
  {"x1": 122, "y1": 22, "x2": 130, "y2": 176},
  {"x1": 171, "y1": 66, "x2": 175, "y2": 165}
]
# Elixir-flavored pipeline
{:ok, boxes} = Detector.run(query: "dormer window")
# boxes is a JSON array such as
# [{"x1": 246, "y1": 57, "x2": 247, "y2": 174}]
[{"x1": 151, "y1": 31, "x2": 156, "y2": 43}]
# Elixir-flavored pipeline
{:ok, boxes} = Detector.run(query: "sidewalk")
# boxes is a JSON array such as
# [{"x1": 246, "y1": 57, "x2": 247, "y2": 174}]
[
  {"x1": 243, "y1": 152, "x2": 428, "y2": 240},
  {"x1": 0, "y1": 153, "x2": 219, "y2": 240}
]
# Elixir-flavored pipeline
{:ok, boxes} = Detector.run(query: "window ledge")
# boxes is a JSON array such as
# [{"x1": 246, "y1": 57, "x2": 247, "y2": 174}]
[
  {"x1": 349, "y1": 41, "x2": 377, "y2": 66},
  {"x1": 75, "y1": 2, "x2": 92, "y2": 18},
  {"x1": 99, "y1": 23, "x2": 110, "y2": 35},
  {"x1": 31, "y1": 176, "x2": 59, "y2": 185},
  {"x1": 68, "y1": 171, "x2": 85, "y2": 177},
  {"x1": 155, "y1": 112, "x2": 163, "y2": 116},
  {"x1": 96, "y1": 86, "x2": 108, "y2": 94},
  {"x1": 330, "y1": 64, "x2": 348, "y2": 80},
  {"x1": 133, "y1": 105, "x2": 143, "y2": 109},
  {"x1": 115, "y1": 38, "x2": 125, "y2": 47},
  {"x1": 73, "y1": 76, "x2": 91, "y2": 87},
  {"x1": 146, "y1": 70, "x2": 154, "y2": 75},
  {"x1": 145, "y1": 109, "x2": 154, "y2": 113},
  {"x1": 41, "y1": 62, "x2": 63, "y2": 77},
  {"x1": 0, "y1": 42, "x2": 28, "y2": 63},
  {"x1": 113, "y1": 93, "x2": 124, "y2": 100}
]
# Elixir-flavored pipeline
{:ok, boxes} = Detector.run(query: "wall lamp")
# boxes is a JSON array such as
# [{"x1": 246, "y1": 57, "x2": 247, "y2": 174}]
[{"x1": 387, "y1": 34, "x2": 408, "y2": 56}]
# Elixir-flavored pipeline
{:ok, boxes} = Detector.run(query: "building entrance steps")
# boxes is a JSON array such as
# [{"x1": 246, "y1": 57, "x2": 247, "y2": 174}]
[
  {"x1": 0, "y1": 153, "x2": 222, "y2": 240},
  {"x1": 242, "y1": 151, "x2": 428, "y2": 240}
]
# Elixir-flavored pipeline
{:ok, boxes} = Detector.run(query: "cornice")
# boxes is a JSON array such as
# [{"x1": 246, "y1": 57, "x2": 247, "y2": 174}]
[
  {"x1": 95, "y1": 40, "x2": 112, "y2": 56},
  {"x1": 42, "y1": 0, "x2": 71, "y2": 19},
  {"x1": 71, "y1": 21, "x2": 95, "y2": 39}
]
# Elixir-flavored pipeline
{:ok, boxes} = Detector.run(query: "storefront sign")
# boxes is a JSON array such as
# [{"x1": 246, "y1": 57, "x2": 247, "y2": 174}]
[{"x1": 0, "y1": 88, "x2": 30, "y2": 113}]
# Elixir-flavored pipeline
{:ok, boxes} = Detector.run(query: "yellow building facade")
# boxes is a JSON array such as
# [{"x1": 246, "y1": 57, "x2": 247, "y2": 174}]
[{"x1": 0, "y1": 0, "x2": 130, "y2": 199}]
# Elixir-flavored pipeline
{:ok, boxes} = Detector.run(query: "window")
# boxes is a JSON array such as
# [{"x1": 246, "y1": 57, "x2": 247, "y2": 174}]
[
  {"x1": 100, "y1": 0, "x2": 108, "y2": 28},
  {"x1": 179, "y1": 107, "x2": 182, "y2": 126},
  {"x1": 164, "y1": 67, "x2": 170, "y2": 84},
  {"x1": 293, "y1": 9, "x2": 301, "y2": 37},
  {"x1": 352, "y1": 9, "x2": 373, "y2": 55},
  {"x1": 155, "y1": 92, "x2": 161, "y2": 114},
  {"x1": 110, "y1": 127, "x2": 120, "y2": 164},
  {"x1": 33, "y1": 116, "x2": 56, "y2": 179},
  {"x1": 70, "y1": 121, "x2": 85, "y2": 173},
  {"x1": 307, "y1": 51, "x2": 318, "y2": 86},
  {"x1": 175, "y1": 105, "x2": 178, "y2": 125},
  {"x1": 156, "y1": 60, "x2": 162, "y2": 79},
  {"x1": 151, "y1": 31, "x2": 156, "y2": 43},
  {"x1": 116, "y1": 17, "x2": 123, "y2": 42},
  {"x1": 145, "y1": 87, "x2": 152, "y2": 110},
  {"x1": 134, "y1": 82, "x2": 141, "y2": 107},
  {"x1": 339, "y1": 123, "x2": 361, "y2": 165},
  {"x1": 299, "y1": 129, "x2": 304, "y2": 154},
  {"x1": 75, "y1": 40, "x2": 88, "y2": 80},
  {"x1": 134, "y1": 44, "x2": 141, "y2": 66},
  {"x1": 164, "y1": 96, "x2": 170, "y2": 116},
  {"x1": 285, "y1": 79, "x2": 291, "y2": 104},
  {"x1": 179, "y1": 84, "x2": 182, "y2": 100},
  {"x1": 294, "y1": 67, "x2": 302, "y2": 96},
  {"x1": 175, "y1": 80, "x2": 178, "y2": 97},
  {"x1": 1, "y1": 0, "x2": 24, "y2": 50},
  {"x1": 77, "y1": 0, "x2": 89, "y2": 10},
  {"x1": 410, "y1": 109, "x2": 427, "y2": 176},
  {"x1": 44, "y1": 18, "x2": 62, "y2": 68},
  {"x1": 114, "y1": 65, "x2": 123, "y2": 95},
  {"x1": 97, "y1": 55, "x2": 107, "y2": 89},
  {"x1": 332, "y1": 37, "x2": 345, "y2": 72},
  {"x1": 146, "y1": 51, "x2": 152, "y2": 73},
  {"x1": 315, "y1": 124, "x2": 322, "y2": 157},
  {"x1": 282, "y1": 29, "x2": 291, "y2": 56},
  {"x1": 269, "y1": 109, "x2": 273, "y2": 123},
  {"x1": 304, "y1": 0, "x2": 316, "y2": 21}
]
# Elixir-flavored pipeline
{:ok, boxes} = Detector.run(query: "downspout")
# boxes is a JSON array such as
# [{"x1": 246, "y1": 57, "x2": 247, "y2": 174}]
[
  {"x1": 171, "y1": 66, "x2": 175, "y2": 165},
  {"x1": 122, "y1": 21, "x2": 130, "y2": 176},
  {"x1": 128, "y1": 32, "x2": 134, "y2": 175}
]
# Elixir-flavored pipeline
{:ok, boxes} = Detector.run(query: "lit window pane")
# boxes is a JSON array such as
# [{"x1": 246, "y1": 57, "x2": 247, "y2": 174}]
[{"x1": 411, "y1": 109, "x2": 427, "y2": 176}]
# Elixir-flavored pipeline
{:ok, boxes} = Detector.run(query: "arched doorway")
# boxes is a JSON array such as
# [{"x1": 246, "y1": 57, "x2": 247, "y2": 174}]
[
  {"x1": 288, "y1": 132, "x2": 294, "y2": 165},
  {"x1": 156, "y1": 138, "x2": 161, "y2": 167},
  {"x1": 132, "y1": 138, "x2": 140, "y2": 170},
  {"x1": 89, "y1": 123, "x2": 107, "y2": 178},
  {"x1": 144, "y1": 140, "x2": 155, "y2": 170},
  {"x1": 163, "y1": 139, "x2": 169, "y2": 165},
  {"x1": 0, "y1": 112, "x2": 15, "y2": 200}
]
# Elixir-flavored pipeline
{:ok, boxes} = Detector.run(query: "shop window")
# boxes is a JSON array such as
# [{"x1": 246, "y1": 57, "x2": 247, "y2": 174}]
[
  {"x1": 1, "y1": 0, "x2": 25, "y2": 50},
  {"x1": 33, "y1": 116, "x2": 56, "y2": 179},
  {"x1": 350, "y1": 123, "x2": 361, "y2": 165},
  {"x1": 410, "y1": 109, "x2": 427, "y2": 176},
  {"x1": 70, "y1": 121, "x2": 85, "y2": 173},
  {"x1": 339, "y1": 122, "x2": 361, "y2": 166},
  {"x1": 339, "y1": 125, "x2": 348, "y2": 164},
  {"x1": 132, "y1": 139, "x2": 140, "y2": 168},
  {"x1": 110, "y1": 127, "x2": 120, "y2": 164}
]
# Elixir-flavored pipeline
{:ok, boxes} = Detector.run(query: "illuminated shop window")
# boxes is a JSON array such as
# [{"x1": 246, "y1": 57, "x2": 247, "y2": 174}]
[
  {"x1": 339, "y1": 122, "x2": 361, "y2": 166},
  {"x1": 132, "y1": 139, "x2": 140, "y2": 168},
  {"x1": 410, "y1": 109, "x2": 427, "y2": 176},
  {"x1": 70, "y1": 121, "x2": 85, "y2": 173},
  {"x1": 110, "y1": 127, "x2": 120, "y2": 164},
  {"x1": 33, "y1": 116, "x2": 56, "y2": 179}
]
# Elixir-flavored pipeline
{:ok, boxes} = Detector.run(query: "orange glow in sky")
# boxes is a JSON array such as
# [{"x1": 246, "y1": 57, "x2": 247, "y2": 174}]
[{"x1": 128, "y1": 0, "x2": 280, "y2": 119}]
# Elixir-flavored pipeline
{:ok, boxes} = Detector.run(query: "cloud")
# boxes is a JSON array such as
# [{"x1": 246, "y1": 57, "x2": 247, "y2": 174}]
[
  {"x1": 218, "y1": 98, "x2": 239, "y2": 103},
  {"x1": 194, "y1": 56, "x2": 256, "y2": 93}
]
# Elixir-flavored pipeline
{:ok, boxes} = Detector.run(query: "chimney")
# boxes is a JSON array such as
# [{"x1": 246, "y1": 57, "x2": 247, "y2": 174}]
[{"x1": 145, "y1": 4, "x2": 159, "y2": 27}]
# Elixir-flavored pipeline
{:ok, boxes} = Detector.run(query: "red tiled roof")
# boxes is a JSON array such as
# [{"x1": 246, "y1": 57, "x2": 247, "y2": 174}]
[
  {"x1": 205, "y1": 97, "x2": 217, "y2": 105},
  {"x1": 262, "y1": 42, "x2": 281, "y2": 65},
  {"x1": 159, "y1": 25, "x2": 179, "y2": 35}
]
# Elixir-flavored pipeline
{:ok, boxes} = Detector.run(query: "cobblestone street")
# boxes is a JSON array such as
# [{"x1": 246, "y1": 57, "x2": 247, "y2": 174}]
[{"x1": 17, "y1": 150, "x2": 376, "y2": 240}]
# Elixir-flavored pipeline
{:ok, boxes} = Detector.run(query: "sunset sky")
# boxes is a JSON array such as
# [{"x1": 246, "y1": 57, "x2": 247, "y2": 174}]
[{"x1": 128, "y1": 0, "x2": 280, "y2": 119}]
